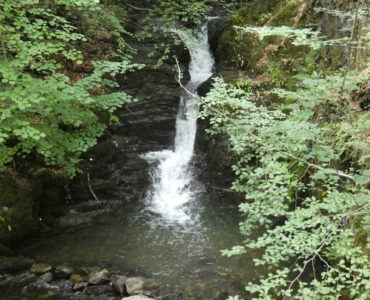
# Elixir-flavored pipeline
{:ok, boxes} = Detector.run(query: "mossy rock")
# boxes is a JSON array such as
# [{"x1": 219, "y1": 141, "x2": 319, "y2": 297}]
[
  {"x1": 215, "y1": 0, "x2": 313, "y2": 88},
  {"x1": 0, "y1": 173, "x2": 37, "y2": 245},
  {"x1": 0, "y1": 169, "x2": 68, "y2": 245},
  {"x1": 31, "y1": 169, "x2": 68, "y2": 226}
]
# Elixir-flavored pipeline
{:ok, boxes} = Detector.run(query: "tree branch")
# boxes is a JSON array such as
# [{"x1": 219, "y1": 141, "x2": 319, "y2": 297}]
[
  {"x1": 87, "y1": 172, "x2": 100, "y2": 202},
  {"x1": 127, "y1": 4, "x2": 150, "y2": 11}
]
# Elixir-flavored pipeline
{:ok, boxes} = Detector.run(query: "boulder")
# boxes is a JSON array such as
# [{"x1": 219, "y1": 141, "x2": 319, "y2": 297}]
[
  {"x1": 125, "y1": 277, "x2": 145, "y2": 295},
  {"x1": 30, "y1": 263, "x2": 52, "y2": 274},
  {"x1": 69, "y1": 273, "x2": 84, "y2": 283},
  {"x1": 73, "y1": 281, "x2": 88, "y2": 291},
  {"x1": 54, "y1": 265, "x2": 74, "y2": 279},
  {"x1": 87, "y1": 268, "x2": 109, "y2": 285},
  {"x1": 37, "y1": 272, "x2": 53, "y2": 283},
  {"x1": 112, "y1": 275, "x2": 127, "y2": 296}
]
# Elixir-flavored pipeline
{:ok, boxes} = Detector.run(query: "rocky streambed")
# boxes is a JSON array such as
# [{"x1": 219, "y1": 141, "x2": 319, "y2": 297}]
[{"x1": 0, "y1": 259, "x2": 160, "y2": 300}]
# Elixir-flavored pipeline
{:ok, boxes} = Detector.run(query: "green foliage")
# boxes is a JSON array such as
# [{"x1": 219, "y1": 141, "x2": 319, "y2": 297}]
[
  {"x1": 0, "y1": 0, "x2": 141, "y2": 176},
  {"x1": 200, "y1": 5, "x2": 370, "y2": 297},
  {"x1": 202, "y1": 76, "x2": 370, "y2": 299}
]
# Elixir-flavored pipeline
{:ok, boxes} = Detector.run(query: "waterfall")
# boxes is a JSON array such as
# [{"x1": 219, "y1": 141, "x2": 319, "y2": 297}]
[{"x1": 142, "y1": 24, "x2": 214, "y2": 224}]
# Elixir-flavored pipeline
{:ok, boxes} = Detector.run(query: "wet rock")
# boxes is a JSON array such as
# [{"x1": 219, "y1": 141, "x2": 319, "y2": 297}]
[
  {"x1": 70, "y1": 273, "x2": 84, "y2": 283},
  {"x1": 57, "y1": 214, "x2": 93, "y2": 229},
  {"x1": 25, "y1": 281, "x2": 61, "y2": 296},
  {"x1": 143, "y1": 279, "x2": 158, "y2": 291},
  {"x1": 30, "y1": 263, "x2": 52, "y2": 274},
  {"x1": 73, "y1": 281, "x2": 88, "y2": 291},
  {"x1": 54, "y1": 279, "x2": 73, "y2": 290},
  {"x1": 38, "y1": 272, "x2": 54, "y2": 283},
  {"x1": 0, "y1": 271, "x2": 37, "y2": 288},
  {"x1": 197, "y1": 256, "x2": 216, "y2": 265},
  {"x1": 0, "y1": 256, "x2": 34, "y2": 272},
  {"x1": 84, "y1": 284, "x2": 116, "y2": 296},
  {"x1": 112, "y1": 275, "x2": 127, "y2": 296},
  {"x1": 87, "y1": 268, "x2": 109, "y2": 285},
  {"x1": 197, "y1": 75, "x2": 214, "y2": 97},
  {"x1": 122, "y1": 295, "x2": 152, "y2": 300},
  {"x1": 55, "y1": 265, "x2": 74, "y2": 279},
  {"x1": 208, "y1": 17, "x2": 230, "y2": 54},
  {"x1": 125, "y1": 277, "x2": 146, "y2": 295}
]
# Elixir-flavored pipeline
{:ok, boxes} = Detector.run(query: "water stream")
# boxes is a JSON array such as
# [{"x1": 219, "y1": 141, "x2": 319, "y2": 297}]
[{"x1": 142, "y1": 24, "x2": 214, "y2": 225}]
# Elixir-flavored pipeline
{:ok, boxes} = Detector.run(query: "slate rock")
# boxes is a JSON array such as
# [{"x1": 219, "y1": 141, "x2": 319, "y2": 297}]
[
  {"x1": 112, "y1": 275, "x2": 127, "y2": 296},
  {"x1": 87, "y1": 268, "x2": 109, "y2": 285},
  {"x1": 73, "y1": 281, "x2": 88, "y2": 291},
  {"x1": 69, "y1": 273, "x2": 84, "y2": 283},
  {"x1": 125, "y1": 277, "x2": 146, "y2": 295},
  {"x1": 55, "y1": 265, "x2": 74, "y2": 279},
  {"x1": 37, "y1": 272, "x2": 54, "y2": 283}
]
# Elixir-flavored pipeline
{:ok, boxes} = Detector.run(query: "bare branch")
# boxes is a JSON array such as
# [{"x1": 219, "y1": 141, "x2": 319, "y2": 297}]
[
  {"x1": 126, "y1": 4, "x2": 150, "y2": 11},
  {"x1": 278, "y1": 151, "x2": 354, "y2": 181},
  {"x1": 87, "y1": 172, "x2": 100, "y2": 202}
]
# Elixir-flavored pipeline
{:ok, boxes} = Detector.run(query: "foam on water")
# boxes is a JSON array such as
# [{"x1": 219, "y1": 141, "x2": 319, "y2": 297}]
[{"x1": 142, "y1": 24, "x2": 214, "y2": 224}]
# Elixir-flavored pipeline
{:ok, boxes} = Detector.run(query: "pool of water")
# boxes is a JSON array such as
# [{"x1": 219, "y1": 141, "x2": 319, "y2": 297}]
[{"x1": 12, "y1": 191, "x2": 261, "y2": 299}]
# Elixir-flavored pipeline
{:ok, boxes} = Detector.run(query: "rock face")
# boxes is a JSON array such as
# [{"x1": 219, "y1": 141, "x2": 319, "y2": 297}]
[
  {"x1": 0, "y1": 169, "x2": 67, "y2": 245},
  {"x1": 70, "y1": 7, "x2": 190, "y2": 207}
]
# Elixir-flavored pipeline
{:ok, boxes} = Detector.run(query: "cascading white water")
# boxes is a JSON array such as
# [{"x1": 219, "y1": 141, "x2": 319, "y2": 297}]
[{"x1": 142, "y1": 24, "x2": 214, "y2": 224}]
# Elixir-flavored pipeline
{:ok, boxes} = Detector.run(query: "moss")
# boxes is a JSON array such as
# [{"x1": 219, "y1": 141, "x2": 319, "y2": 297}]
[
  {"x1": 215, "y1": 0, "x2": 313, "y2": 90},
  {"x1": 268, "y1": 1, "x2": 302, "y2": 26}
]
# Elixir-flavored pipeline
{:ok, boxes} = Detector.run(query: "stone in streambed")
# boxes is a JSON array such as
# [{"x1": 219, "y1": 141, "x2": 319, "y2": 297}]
[
  {"x1": 122, "y1": 296, "x2": 152, "y2": 300},
  {"x1": 30, "y1": 263, "x2": 52, "y2": 274},
  {"x1": 54, "y1": 265, "x2": 74, "y2": 279},
  {"x1": 69, "y1": 273, "x2": 84, "y2": 283},
  {"x1": 125, "y1": 277, "x2": 146, "y2": 295},
  {"x1": 37, "y1": 271, "x2": 53, "y2": 283},
  {"x1": 87, "y1": 268, "x2": 109, "y2": 285},
  {"x1": 73, "y1": 281, "x2": 88, "y2": 291},
  {"x1": 112, "y1": 275, "x2": 127, "y2": 296}
]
